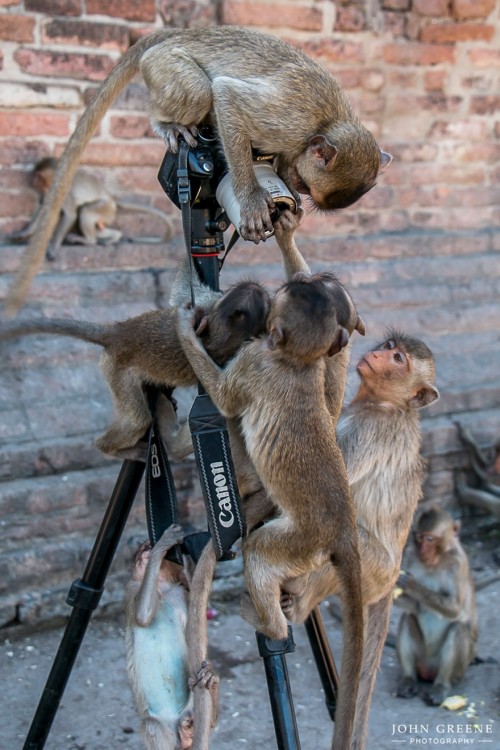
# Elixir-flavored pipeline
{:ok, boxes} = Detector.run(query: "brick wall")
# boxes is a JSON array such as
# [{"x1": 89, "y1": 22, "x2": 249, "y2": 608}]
[{"x1": 1, "y1": 0, "x2": 499, "y2": 627}]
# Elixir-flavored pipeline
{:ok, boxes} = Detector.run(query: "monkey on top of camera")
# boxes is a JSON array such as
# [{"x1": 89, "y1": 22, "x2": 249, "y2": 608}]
[
  {"x1": 6, "y1": 157, "x2": 173, "y2": 260},
  {"x1": 177, "y1": 267, "x2": 365, "y2": 750},
  {"x1": 395, "y1": 505, "x2": 477, "y2": 707},
  {"x1": 5, "y1": 25, "x2": 391, "y2": 314}
]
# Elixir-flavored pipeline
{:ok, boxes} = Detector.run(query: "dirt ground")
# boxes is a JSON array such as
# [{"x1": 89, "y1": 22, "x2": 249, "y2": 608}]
[{"x1": 1, "y1": 536, "x2": 499, "y2": 750}]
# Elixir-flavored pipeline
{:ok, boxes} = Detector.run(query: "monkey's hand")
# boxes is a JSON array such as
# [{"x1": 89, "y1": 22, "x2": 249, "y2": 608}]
[
  {"x1": 396, "y1": 572, "x2": 415, "y2": 591},
  {"x1": 273, "y1": 207, "x2": 304, "y2": 239},
  {"x1": 189, "y1": 661, "x2": 219, "y2": 692},
  {"x1": 239, "y1": 187, "x2": 276, "y2": 244},
  {"x1": 153, "y1": 524, "x2": 184, "y2": 557},
  {"x1": 154, "y1": 122, "x2": 199, "y2": 153}
]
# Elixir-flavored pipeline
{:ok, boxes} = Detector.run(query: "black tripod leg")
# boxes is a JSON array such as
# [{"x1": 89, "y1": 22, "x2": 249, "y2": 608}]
[
  {"x1": 304, "y1": 606, "x2": 339, "y2": 722},
  {"x1": 256, "y1": 626, "x2": 301, "y2": 750},
  {"x1": 23, "y1": 459, "x2": 145, "y2": 750}
]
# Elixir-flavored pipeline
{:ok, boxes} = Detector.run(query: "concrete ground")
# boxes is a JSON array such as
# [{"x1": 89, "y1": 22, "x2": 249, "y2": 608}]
[{"x1": 1, "y1": 572, "x2": 499, "y2": 750}]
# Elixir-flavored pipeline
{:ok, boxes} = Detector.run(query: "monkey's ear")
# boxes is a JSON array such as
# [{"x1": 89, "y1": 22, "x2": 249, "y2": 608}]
[
  {"x1": 379, "y1": 151, "x2": 392, "y2": 171},
  {"x1": 268, "y1": 323, "x2": 284, "y2": 350},
  {"x1": 409, "y1": 384, "x2": 439, "y2": 409},
  {"x1": 355, "y1": 314, "x2": 366, "y2": 336},
  {"x1": 309, "y1": 135, "x2": 338, "y2": 172},
  {"x1": 328, "y1": 327, "x2": 349, "y2": 356}
]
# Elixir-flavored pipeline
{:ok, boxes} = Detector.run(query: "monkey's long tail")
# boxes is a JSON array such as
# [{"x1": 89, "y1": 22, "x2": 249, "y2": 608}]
[
  {"x1": 3, "y1": 31, "x2": 170, "y2": 316},
  {"x1": 186, "y1": 541, "x2": 218, "y2": 750},
  {"x1": 0, "y1": 317, "x2": 111, "y2": 347},
  {"x1": 331, "y1": 552, "x2": 364, "y2": 750}
]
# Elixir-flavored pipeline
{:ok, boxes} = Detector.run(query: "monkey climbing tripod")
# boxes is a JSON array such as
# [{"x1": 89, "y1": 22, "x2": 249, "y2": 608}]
[{"x1": 22, "y1": 137, "x2": 339, "y2": 750}]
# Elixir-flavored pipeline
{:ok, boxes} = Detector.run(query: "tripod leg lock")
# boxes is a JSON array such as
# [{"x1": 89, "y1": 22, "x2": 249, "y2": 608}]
[
  {"x1": 66, "y1": 578, "x2": 104, "y2": 611},
  {"x1": 256, "y1": 625, "x2": 296, "y2": 657}
]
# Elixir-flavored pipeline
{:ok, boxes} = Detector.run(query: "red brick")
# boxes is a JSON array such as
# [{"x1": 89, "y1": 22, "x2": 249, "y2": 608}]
[
  {"x1": 297, "y1": 37, "x2": 365, "y2": 64},
  {"x1": 42, "y1": 19, "x2": 130, "y2": 52},
  {"x1": 470, "y1": 96, "x2": 500, "y2": 115},
  {"x1": 0, "y1": 0, "x2": 20, "y2": 5},
  {"x1": 382, "y1": 0, "x2": 410, "y2": 9},
  {"x1": 0, "y1": 140, "x2": 49, "y2": 166},
  {"x1": 495, "y1": 122, "x2": 500, "y2": 139},
  {"x1": 222, "y1": 1, "x2": 323, "y2": 30},
  {"x1": 424, "y1": 69, "x2": 447, "y2": 90},
  {"x1": 25, "y1": 0, "x2": 82, "y2": 13},
  {"x1": 159, "y1": 0, "x2": 217, "y2": 29},
  {"x1": 413, "y1": 0, "x2": 450, "y2": 16},
  {"x1": 0, "y1": 112, "x2": 70, "y2": 138},
  {"x1": 468, "y1": 48, "x2": 500, "y2": 68},
  {"x1": 383, "y1": 42, "x2": 455, "y2": 65},
  {"x1": 452, "y1": 0, "x2": 496, "y2": 20},
  {"x1": 0, "y1": 191, "x2": 36, "y2": 218},
  {"x1": 14, "y1": 49, "x2": 116, "y2": 82},
  {"x1": 57, "y1": 142, "x2": 166, "y2": 167},
  {"x1": 429, "y1": 119, "x2": 488, "y2": 139},
  {"x1": 0, "y1": 15, "x2": 35, "y2": 43},
  {"x1": 87, "y1": 0, "x2": 156, "y2": 22},
  {"x1": 420, "y1": 21, "x2": 494, "y2": 43},
  {"x1": 116, "y1": 167, "x2": 165, "y2": 193},
  {"x1": 109, "y1": 115, "x2": 155, "y2": 139},
  {"x1": 362, "y1": 70, "x2": 385, "y2": 92},
  {"x1": 335, "y1": 6, "x2": 366, "y2": 32},
  {"x1": 383, "y1": 11, "x2": 406, "y2": 37},
  {"x1": 387, "y1": 69, "x2": 419, "y2": 88},
  {"x1": 389, "y1": 142, "x2": 439, "y2": 161},
  {"x1": 335, "y1": 69, "x2": 362, "y2": 89}
]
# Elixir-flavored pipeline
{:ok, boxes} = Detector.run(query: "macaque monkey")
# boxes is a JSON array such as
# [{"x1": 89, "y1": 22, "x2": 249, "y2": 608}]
[
  {"x1": 177, "y1": 271, "x2": 365, "y2": 750},
  {"x1": 0, "y1": 272, "x2": 270, "y2": 456},
  {"x1": 455, "y1": 423, "x2": 500, "y2": 520},
  {"x1": 395, "y1": 506, "x2": 477, "y2": 706},
  {"x1": 281, "y1": 329, "x2": 439, "y2": 750},
  {"x1": 126, "y1": 524, "x2": 219, "y2": 750},
  {"x1": 6, "y1": 157, "x2": 173, "y2": 259},
  {"x1": 5, "y1": 25, "x2": 391, "y2": 314}
]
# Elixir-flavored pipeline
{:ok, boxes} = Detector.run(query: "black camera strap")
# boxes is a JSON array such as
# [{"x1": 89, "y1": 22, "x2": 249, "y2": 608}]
[
  {"x1": 177, "y1": 140, "x2": 196, "y2": 307},
  {"x1": 144, "y1": 390, "x2": 183, "y2": 565}
]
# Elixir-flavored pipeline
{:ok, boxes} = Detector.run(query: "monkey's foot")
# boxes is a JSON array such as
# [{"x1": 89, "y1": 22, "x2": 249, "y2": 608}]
[
  {"x1": 280, "y1": 592, "x2": 294, "y2": 615},
  {"x1": 240, "y1": 592, "x2": 288, "y2": 640},
  {"x1": 154, "y1": 122, "x2": 199, "y2": 153},
  {"x1": 95, "y1": 420, "x2": 152, "y2": 456},
  {"x1": 396, "y1": 677, "x2": 419, "y2": 699},
  {"x1": 422, "y1": 683, "x2": 447, "y2": 706},
  {"x1": 189, "y1": 661, "x2": 220, "y2": 692},
  {"x1": 156, "y1": 524, "x2": 184, "y2": 553}
]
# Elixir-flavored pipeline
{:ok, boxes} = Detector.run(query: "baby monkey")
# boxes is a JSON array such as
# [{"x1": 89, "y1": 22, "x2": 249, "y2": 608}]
[
  {"x1": 126, "y1": 524, "x2": 219, "y2": 750},
  {"x1": 177, "y1": 272, "x2": 365, "y2": 750},
  {"x1": 0, "y1": 272, "x2": 270, "y2": 456}
]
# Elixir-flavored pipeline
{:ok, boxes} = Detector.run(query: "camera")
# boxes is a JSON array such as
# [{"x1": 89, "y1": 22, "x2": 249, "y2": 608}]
[{"x1": 158, "y1": 126, "x2": 296, "y2": 238}]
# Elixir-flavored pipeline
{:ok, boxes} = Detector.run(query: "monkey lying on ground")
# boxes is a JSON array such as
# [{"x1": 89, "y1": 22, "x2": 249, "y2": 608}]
[
  {"x1": 6, "y1": 157, "x2": 173, "y2": 260},
  {"x1": 177, "y1": 271, "x2": 364, "y2": 750},
  {"x1": 5, "y1": 25, "x2": 391, "y2": 314},
  {"x1": 455, "y1": 422, "x2": 500, "y2": 520},
  {"x1": 126, "y1": 524, "x2": 219, "y2": 750},
  {"x1": 0, "y1": 264, "x2": 270, "y2": 456},
  {"x1": 395, "y1": 505, "x2": 477, "y2": 706},
  {"x1": 280, "y1": 328, "x2": 439, "y2": 750}
]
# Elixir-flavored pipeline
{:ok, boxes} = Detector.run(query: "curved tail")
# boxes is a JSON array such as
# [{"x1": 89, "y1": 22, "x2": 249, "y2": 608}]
[
  {"x1": 4, "y1": 32, "x2": 167, "y2": 316},
  {"x1": 0, "y1": 317, "x2": 110, "y2": 347},
  {"x1": 186, "y1": 542, "x2": 218, "y2": 750}
]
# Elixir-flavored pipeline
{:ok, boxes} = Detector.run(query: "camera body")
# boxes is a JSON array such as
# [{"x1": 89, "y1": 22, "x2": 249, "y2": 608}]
[{"x1": 158, "y1": 127, "x2": 296, "y2": 238}]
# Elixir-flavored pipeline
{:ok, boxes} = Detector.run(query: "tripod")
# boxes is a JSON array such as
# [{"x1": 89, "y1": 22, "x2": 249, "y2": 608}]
[{"x1": 22, "y1": 137, "x2": 340, "y2": 750}]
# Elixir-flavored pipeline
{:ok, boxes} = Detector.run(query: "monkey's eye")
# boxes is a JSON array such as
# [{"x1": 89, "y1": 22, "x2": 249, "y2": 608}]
[
  {"x1": 382, "y1": 339, "x2": 396, "y2": 350},
  {"x1": 414, "y1": 532, "x2": 435, "y2": 544},
  {"x1": 394, "y1": 351, "x2": 405, "y2": 364}
]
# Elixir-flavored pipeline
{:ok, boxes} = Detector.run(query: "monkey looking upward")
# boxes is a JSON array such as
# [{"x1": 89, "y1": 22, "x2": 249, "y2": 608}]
[
  {"x1": 282, "y1": 329, "x2": 439, "y2": 750},
  {"x1": 5, "y1": 25, "x2": 391, "y2": 314},
  {"x1": 395, "y1": 506, "x2": 477, "y2": 706}
]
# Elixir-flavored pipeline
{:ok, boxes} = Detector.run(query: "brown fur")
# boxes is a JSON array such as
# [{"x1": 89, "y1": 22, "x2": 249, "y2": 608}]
[
  {"x1": 6, "y1": 157, "x2": 172, "y2": 259},
  {"x1": 0, "y1": 275, "x2": 270, "y2": 456},
  {"x1": 177, "y1": 269, "x2": 364, "y2": 750},
  {"x1": 126, "y1": 524, "x2": 219, "y2": 750},
  {"x1": 284, "y1": 329, "x2": 439, "y2": 750},
  {"x1": 5, "y1": 26, "x2": 390, "y2": 313},
  {"x1": 395, "y1": 506, "x2": 477, "y2": 706}
]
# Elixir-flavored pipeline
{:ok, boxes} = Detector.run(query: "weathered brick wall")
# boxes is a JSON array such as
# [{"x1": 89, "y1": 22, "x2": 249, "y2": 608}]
[{"x1": 1, "y1": 0, "x2": 499, "y2": 627}]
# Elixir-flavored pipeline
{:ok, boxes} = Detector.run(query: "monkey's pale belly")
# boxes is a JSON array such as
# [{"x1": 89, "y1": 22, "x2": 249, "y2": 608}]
[{"x1": 133, "y1": 602, "x2": 189, "y2": 718}]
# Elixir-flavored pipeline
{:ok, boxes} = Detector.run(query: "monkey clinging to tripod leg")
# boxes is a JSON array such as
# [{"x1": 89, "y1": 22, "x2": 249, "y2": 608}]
[
  {"x1": 5, "y1": 25, "x2": 391, "y2": 313},
  {"x1": 126, "y1": 524, "x2": 219, "y2": 750},
  {"x1": 177, "y1": 273, "x2": 364, "y2": 750}
]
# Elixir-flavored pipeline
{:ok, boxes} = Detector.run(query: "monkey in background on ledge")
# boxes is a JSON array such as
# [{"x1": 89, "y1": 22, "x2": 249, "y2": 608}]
[
  {"x1": 395, "y1": 505, "x2": 477, "y2": 706},
  {"x1": 5, "y1": 157, "x2": 173, "y2": 260},
  {"x1": 5, "y1": 25, "x2": 391, "y2": 314}
]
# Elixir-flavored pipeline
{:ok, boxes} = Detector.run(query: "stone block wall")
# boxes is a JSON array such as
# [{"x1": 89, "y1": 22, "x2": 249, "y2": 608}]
[{"x1": 0, "y1": 0, "x2": 499, "y2": 627}]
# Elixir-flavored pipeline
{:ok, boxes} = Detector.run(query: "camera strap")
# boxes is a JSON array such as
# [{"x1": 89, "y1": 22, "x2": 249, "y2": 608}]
[
  {"x1": 177, "y1": 141, "x2": 196, "y2": 307},
  {"x1": 189, "y1": 393, "x2": 246, "y2": 559},
  {"x1": 144, "y1": 389, "x2": 183, "y2": 566}
]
